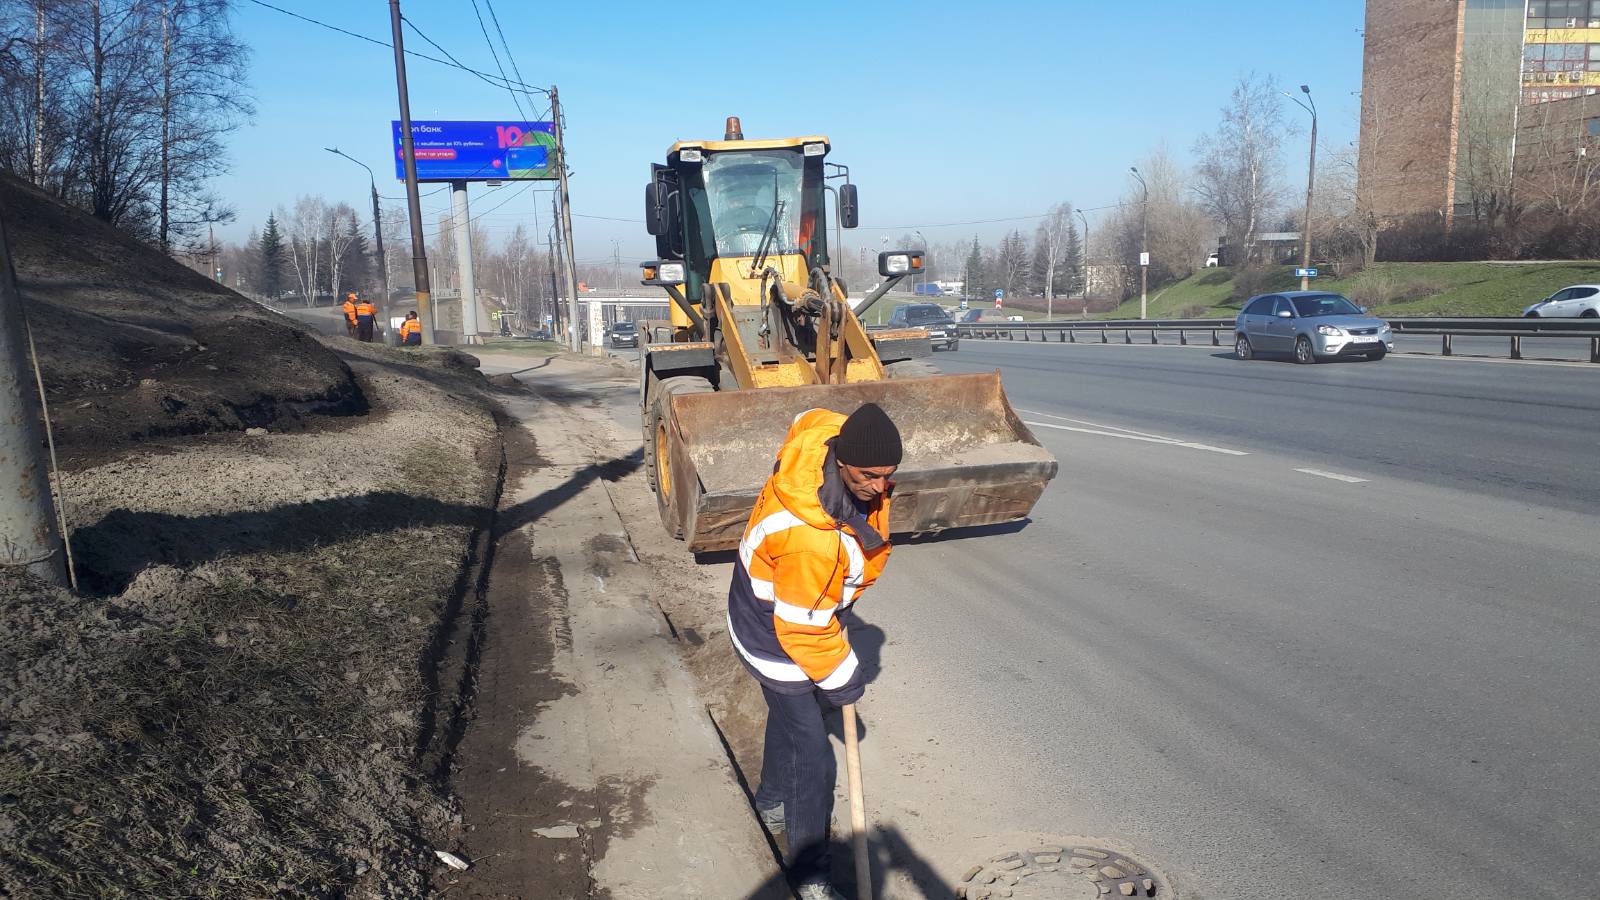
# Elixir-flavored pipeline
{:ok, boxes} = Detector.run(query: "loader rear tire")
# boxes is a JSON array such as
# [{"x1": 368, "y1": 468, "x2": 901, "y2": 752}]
[
  {"x1": 884, "y1": 359, "x2": 940, "y2": 379},
  {"x1": 644, "y1": 375, "x2": 715, "y2": 540}
]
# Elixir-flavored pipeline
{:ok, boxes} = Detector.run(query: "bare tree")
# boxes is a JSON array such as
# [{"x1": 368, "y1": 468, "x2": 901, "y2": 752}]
[
  {"x1": 284, "y1": 195, "x2": 324, "y2": 306},
  {"x1": 1193, "y1": 73, "x2": 1287, "y2": 265},
  {"x1": 324, "y1": 201, "x2": 358, "y2": 300},
  {"x1": 155, "y1": 0, "x2": 250, "y2": 252}
]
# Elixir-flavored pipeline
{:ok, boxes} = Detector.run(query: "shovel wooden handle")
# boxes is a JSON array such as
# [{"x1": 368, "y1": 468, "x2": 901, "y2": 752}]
[{"x1": 842, "y1": 702, "x2": 871, "y2": 900}]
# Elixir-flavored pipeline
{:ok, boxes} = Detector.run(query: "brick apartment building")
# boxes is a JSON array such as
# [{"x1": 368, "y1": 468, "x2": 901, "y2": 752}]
[{"x1": 1358, "y1": 0, "x2": 1600, "y2": 229}]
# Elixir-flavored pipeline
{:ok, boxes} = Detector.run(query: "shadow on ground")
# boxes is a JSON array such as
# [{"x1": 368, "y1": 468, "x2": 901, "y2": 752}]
[{"x1": 72, "y1": 449, "x2": 643, "y2": 595}]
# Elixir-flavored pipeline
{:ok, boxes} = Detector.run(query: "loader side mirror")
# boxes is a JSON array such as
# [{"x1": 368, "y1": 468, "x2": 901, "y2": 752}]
[
  {"x1": 839, "y1": 183, "x2": 859, "y2": 229},
  {"x1": 644, "y1": 181, "x2": 669, "y2": 236}
]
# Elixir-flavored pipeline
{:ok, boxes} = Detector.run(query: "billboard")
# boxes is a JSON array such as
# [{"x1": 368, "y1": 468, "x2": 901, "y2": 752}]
[{"x1": 391, "y1": 120, "x2": 556, "y2": 182}]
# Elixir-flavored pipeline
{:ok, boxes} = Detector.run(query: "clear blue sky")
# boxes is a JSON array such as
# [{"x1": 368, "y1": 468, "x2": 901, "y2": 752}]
[{"x1": 216, "y1": 0, "x2": 1367, "y2": 265}]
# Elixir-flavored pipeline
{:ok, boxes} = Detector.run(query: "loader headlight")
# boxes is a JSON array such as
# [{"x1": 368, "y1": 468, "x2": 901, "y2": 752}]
[
  {"x1": 879, "y1": 250, "x2": 925, "y2": 277},
  {"x1": 803, "y1": 142, "x2": 827, "y2": 157},
  {"x1": 678, "y1": 148, "x2": 703, "y2": 163},
  {"x1": 640, "y1": 260, "x2": 685, "y2": 286}
]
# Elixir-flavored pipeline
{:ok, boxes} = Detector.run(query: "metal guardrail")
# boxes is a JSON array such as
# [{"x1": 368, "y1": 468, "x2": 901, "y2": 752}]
[{"x1": 958, "y1": 317, "x2": 1600, "y2": 363}]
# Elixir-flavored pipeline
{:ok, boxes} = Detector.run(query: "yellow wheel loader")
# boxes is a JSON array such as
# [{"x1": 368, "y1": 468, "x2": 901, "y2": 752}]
[{"x1": 638, "y1": 118, "x2": 1057, "y2": 552}]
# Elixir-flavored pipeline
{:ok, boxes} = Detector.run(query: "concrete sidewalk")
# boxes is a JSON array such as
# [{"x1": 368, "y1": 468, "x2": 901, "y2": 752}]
[{"x1": 449, "y1": 353, "x2": 785, "y2": 899}]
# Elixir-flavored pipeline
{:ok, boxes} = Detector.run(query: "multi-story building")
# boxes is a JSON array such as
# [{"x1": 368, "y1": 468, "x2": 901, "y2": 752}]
[
  {"x1": 1521, "y1": 1, "x2": 1600, "y2": 103},
  {"x1": 1358, "y1": 0, "x2": 1599, "y2": 227}
]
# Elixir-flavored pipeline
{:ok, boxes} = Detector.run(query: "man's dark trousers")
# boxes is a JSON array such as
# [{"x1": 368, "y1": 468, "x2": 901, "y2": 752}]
[{"x1": 754, "y1": 684, "x2": 835, "y2": 886}]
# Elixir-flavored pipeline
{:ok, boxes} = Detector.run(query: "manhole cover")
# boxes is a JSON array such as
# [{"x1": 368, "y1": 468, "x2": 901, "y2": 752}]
[{"x1": 957, "y1": 844, "x2": 1165, "y2": 899}]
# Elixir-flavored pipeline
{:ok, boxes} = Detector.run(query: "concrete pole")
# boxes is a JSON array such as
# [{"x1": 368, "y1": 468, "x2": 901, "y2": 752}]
[
  {"x1": 1300, "y1": 90, "x2": 1318, "y2": 292},
  {"x1": 389, "y1": 0, "x2": 434, "y2": 344},
  {"x1": 451, "y1": 181, "x2": 479, "y2": 344},
  {"x1": 1131, "y1": 167, "x2": 1149, "y2": 320},
  {"x1": 370, "y1": 180, "x2": 392, "y2": 343},
  {"x1": 551, "y1": 87, "x2": 582, "y2": 353},
  {"x1": 0, "y1": 211, "x2": 67, "y2": 587}
]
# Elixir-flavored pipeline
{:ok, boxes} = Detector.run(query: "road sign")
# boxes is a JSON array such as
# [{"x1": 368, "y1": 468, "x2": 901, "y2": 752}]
[
  {"x1": 1296, "y1": 267, "x2": 1319, "y2": 278},
  {"x1": 392, "y1": 120, "x2": 557, "y2": 182},
  {"x1": 959, "y1": 299, "x2": 969, "y2": 310},
  {"x1": 994, "y1": 289, "x2": 1004, "y2": 299},
  {"x1": 1139, "y1": 252, "x2": 1150, "y2": 267}
]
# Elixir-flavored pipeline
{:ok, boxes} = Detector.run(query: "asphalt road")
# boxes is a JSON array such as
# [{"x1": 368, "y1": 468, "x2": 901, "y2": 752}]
[{"x1": 841, "y1": 341, "x2": 1600, "y2": 898}]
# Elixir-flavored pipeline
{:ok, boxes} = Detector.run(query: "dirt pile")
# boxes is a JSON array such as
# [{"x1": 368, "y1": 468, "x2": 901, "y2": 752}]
[
  {"x1": 0, "y1": 178, "x2": 507, "y2": 897},
  {"x1": 1, "y1": 173, "x2": 362, "y2": 463}
]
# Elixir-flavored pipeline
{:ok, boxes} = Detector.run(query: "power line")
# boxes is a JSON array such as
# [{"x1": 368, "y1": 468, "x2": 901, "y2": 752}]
[
  {"x1": 574, "y1": 213, "x2": 643, "y2": 223},
  {"x1": 423, "y1": 181, "x2": 553, "y2": 239},
  {"x1": 401, "y1": 15, "x2": 549, "y2": 98},
  {"x1": 854, "y1": 203, "x2": 1126, "y2": 231},
  {"x1": 467, "y1": 0, "x2": 528, "y2": 121},
  {"x1": 484, "y1": 0, "x2": 546, "y2": 124},
  {"x1": 242, "y1": 0, "x2": 545, "y2": 94}
]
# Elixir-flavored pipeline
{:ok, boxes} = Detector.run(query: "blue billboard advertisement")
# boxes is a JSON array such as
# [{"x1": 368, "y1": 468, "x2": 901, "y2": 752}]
[{"x1": 391, "y1": 120, "x2": 556, "y2": 182}]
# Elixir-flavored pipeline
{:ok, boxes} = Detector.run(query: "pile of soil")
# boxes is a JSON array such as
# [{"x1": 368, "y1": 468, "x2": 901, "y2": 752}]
[
  {"x1": 0, "y1": 179, "x2": 506, "y2": 896},
  {"x1": 2, "y1": 174, "x2": 363, "y2": 464}
]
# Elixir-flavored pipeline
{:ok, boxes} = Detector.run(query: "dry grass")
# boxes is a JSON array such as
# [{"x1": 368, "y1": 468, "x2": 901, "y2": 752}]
[{"x1": 0, "y1": 525, "x2": 473, "y2": 898}]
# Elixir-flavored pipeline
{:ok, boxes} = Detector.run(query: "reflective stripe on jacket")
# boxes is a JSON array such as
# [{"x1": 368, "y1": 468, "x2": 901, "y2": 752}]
[{"x1": 727, "y1": 408, "x2": 891, "y2": 694}]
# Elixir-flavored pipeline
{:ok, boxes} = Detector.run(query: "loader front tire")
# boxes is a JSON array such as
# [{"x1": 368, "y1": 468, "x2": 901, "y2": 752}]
[{"x1": 644, "y1": 375, "x2": 715, "y2": 540}]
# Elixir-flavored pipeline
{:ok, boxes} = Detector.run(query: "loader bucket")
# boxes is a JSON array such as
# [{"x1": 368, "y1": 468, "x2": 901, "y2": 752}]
[{"x1": 659, "y1": 372, "x2": 1058, "y2": 553}]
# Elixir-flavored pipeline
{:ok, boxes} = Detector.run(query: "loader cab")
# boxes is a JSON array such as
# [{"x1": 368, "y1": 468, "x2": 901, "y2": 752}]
[{"x1": 644, "y1": 131, "x2": 852, "y2": 309}]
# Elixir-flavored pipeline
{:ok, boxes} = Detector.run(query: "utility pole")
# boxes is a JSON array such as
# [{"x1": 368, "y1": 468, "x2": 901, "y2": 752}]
[
  {"x1": 1130, "y1": 166, "x2": 1148, "y2": 320},
  {"x1": 451, "y1": 181, "x2": 480, "y2": 344},
  {"x1": 1076, "y1": 207, "x2": 1090, "y2": 318},
  {"x1": 0, "y1": 209, "x2": 67, "y2": 587},
  {"x1": 551, "y1": 86, "x2": 581, "y2": 352},
  {"x1": 389, "y1": 0, "x2": 433, "y2": 344},
  {"x1": 1287, "y1": 85, "x2": 1318, "y2": 291},
  {"x1": 550, "y1": 195, "x2": 565, "y2": 340}
]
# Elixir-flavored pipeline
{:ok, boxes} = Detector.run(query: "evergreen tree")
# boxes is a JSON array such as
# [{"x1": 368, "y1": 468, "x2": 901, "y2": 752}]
[
  {"x1": 1062, "y1": 218, "x2": 1085, "y2": 296},
  {"x1": 257, "y1": 213, "x2": 287, "y2": 299},
  {"x1": 341, "y1": 218, "x2": 373, "y2": 295},
  {"x1": 963, "y1": 236, "x2": 988, "y2": 302}
]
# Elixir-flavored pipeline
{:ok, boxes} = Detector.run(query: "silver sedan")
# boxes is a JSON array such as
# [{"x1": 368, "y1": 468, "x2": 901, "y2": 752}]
[{"x1": 1235, "y1": 292, "x2": 1394, "y2": 363}]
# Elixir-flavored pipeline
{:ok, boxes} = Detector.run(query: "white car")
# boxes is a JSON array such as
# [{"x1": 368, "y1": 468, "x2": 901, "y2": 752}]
[{"x1": 1522, "y1": 284, "x2": 1600, "y2": 318}]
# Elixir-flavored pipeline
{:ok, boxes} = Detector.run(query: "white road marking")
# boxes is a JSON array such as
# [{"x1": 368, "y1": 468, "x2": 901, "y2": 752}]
[
  {"x1": 1015, "y1": 408, "x2": 1175, "y2": 441},
  {"x1": 1023, "y1": 420, "x2": 1249, "y2": 456},
  {"x1": 1294, "y1": 468, "x2": 1369, "y2": 484}
]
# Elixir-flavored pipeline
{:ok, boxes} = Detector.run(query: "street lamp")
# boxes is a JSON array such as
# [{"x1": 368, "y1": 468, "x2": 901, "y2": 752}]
[
  {"x1": 1075, "y1": 207, "x2": 1090, "y2": 318},
  {"x1": 913, "y1": 229, "x2": 928, "y2": 293},
  {"x1": 1285, "y1": 84, "x2": 1318, "y2": 291},
  {"x1": 1130, "y1": 166, "x2": 1149, "y2": 320},
  {"x1": 325, "y1": 147, "x2": 392, "y2": 341}
]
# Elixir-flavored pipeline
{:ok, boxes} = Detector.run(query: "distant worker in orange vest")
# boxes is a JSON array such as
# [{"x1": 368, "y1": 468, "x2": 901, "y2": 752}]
[
  {"x1": 354, "y1": 295, "x2": 378, "y2": 343},
  {"x1": 399, "y1": 311, "x2": 422, "y2": 346},
  {"x1": 342, "y1": 292, "x2": 358, "y2": 337}
]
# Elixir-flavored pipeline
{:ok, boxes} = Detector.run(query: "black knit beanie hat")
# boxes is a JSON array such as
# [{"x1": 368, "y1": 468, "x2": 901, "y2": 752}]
[{"x1": 835, "y1": 403, "x2": 902, "y2": 468}]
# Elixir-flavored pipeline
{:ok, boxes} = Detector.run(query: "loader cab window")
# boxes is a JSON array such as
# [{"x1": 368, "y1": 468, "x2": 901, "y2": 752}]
[{"x1": 691, "y1": 149, "x2": 826, "y2": 264}]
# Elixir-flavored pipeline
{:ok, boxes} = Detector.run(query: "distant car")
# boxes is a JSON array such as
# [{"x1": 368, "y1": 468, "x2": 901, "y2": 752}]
[
  {"x1": 609, "y1": 321, "x2": 639, "y2": 348},
  {"x1": 1204, "y1": 253, "x2": 1220, "y2": 268},
  {"x1": 1006, "y1": 315, "x2": 1024, "y2": 322},
  {"x1": 1235, "y1": 292, "x2": 1394, "y2": 363},
  {"x1": 1522, "y1": 284, "x2": 1600, "y2": 318},
  {"x1": 886, "y1": 303, "x2": 958, "y2": 351}
]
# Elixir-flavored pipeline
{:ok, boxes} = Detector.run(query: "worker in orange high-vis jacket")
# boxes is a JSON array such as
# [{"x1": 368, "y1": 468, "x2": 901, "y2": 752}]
[
  {"x1": 727, "y1": 402, "x2": 900, "y2": 900},
  {"x1": 354, "y1": 296, "x2": 378, "y2": 343},
  {"x1": 398, "y1": 311, "x2": 422, "y2": 346},
  {"x1": 341, "y1": 292, "x2": 358, "y2": 337}
]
